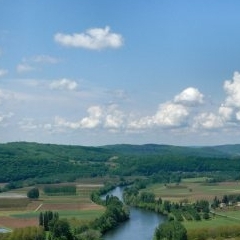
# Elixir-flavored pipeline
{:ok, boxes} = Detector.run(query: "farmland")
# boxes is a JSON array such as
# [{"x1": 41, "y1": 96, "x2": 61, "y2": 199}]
[
  {"x1": 0, "y1": 181, "x2": 105, "y2": 230},
  {"x1": 141, "y1": 178, "x2": 240, "y2": 236},
  {"x1": 146, "y1": 179, "x2": 240, "y2": 202}
]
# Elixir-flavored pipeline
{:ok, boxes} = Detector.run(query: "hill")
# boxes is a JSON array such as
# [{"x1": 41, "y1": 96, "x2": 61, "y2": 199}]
[
  {"x1": 1, "y1": 142, "x2": 240, "y2": 184},
  {"x1": 102, "y1": 143, "x2": 240, "y2": 158}
]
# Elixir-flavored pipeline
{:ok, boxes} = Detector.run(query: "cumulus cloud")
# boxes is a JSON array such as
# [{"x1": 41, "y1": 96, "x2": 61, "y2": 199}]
[
  {"x1": 174, "y1": 87, "x2": 204, "y2": 106},
  {"x1": 128, "y1": 87, "x2": 205, "y2": 130},
  {"x1": 54, "y1": 26, "x2": 124, "y2": 50},
  {"x1": 224, "y1": 71, "x2": 240, "y2": 108},
  {"x1": 80, "y1": 106, "x2": 103, "y2": 128},
  {"x1": 218, "y1": 105, "x2": 233, "y2": 121},
  {"x1": 55, "y1": 106, "x2": 103, "y2": 130},
  {"x1": 154, "y1": 103, "x2": 189, "y2": 126},
  {"x1": 50, "y1": 79, "x2": 78, "y2": 91},
  {"x1": 54, "y1": 105, "x2": 126, "y2": 131},
  {"x1": 129, "y1": 102, "x2": 189, "y2": 129},
  {"x1": 193, "y1": 113, "x2": 224, "y2": 129},
  {"x1": 0, "y1": 69, "x2": 8, "y2": 77},
  {"x1": 104, "y1": 105, "x2": 125, "y2": 129}
]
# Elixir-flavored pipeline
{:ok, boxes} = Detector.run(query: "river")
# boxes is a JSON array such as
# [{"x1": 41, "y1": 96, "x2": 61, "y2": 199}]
[{"x1": 103, "y1": 186, "x2": 165, "y2": 240}]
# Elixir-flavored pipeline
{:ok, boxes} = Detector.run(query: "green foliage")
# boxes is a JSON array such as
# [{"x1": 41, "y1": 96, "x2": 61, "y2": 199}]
[
  {"x1": 0, "y1": 142, "x2": 110, "y2": 182},
  {"x1": 1, "y1": 142, "x2": 240, "y2": 184},
  {"x1": 43, "y1": 185, "x2": 76, "y2": 196},
  {"x1": 39, "y1": 211, "x2": 59, "y2": 231},
  {"x1": 155, "y1": 221, "x2": 187, "y2": 240},
  {"x1": 51, "y1": 219, "x2": 73, "y2": 240},
  {"x1": 92, "y1": 195, "x2": 129, "y2": 233},
  {"x1": 27, "y1": 187, "x2": 39, "y2": 199},
  {"x1": 7, "y1": 226, "x2": 45, "y2": 240}
]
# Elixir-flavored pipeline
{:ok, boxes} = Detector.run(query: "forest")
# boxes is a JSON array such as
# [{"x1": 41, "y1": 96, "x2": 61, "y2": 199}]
[{"x1": 0, "y1": 142, "x2": 240, "y2": 186}]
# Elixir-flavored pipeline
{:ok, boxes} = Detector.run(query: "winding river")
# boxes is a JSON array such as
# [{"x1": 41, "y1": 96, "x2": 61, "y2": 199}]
[{"x1": 103, "y1": 186, "x2": 165, "y2": 240}]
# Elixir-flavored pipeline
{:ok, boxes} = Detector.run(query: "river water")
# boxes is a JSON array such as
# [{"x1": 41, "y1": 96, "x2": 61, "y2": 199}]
[{"x1": 103, "y1": 186, "x2": 165, "y2": 240}]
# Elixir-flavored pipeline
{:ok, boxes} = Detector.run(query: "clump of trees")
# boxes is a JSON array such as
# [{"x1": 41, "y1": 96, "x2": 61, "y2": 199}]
[
  {"x1": 155, "y1": 221, "x2": 187, "y2": 240},
  {"x1": 92, "y1": 195, "x2": 129, "y2": 233},
  {"x1": 43, "y1": 185, "x2": 76, "y2": 196}
]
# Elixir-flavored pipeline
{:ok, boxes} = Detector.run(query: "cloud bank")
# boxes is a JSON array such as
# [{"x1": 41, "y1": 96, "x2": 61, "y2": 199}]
[{"x1": 1, "y1": 72, "x2": 240, "y2": 144}]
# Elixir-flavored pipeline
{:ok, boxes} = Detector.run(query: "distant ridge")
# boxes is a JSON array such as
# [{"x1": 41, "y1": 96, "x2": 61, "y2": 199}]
[
  {"x1": 102, "y1": 143, "x2": 240, "y2": 158},
  {"x1": 1, "y1": 141, "x2": 240, "y2": 159}
]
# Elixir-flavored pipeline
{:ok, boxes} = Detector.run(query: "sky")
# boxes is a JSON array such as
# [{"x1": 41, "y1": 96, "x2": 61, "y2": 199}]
[{"x1": 1, "y1": 0, "x2": 240, "y2": 146}]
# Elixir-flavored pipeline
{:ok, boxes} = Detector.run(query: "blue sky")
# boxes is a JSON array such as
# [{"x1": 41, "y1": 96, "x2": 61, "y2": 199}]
[{"x1": 1, "y1": 0, "x2": 240, "y2": 146}]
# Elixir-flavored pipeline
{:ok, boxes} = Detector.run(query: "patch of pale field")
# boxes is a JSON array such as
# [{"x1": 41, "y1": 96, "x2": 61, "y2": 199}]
[{"x1": 0, "y1": 193, "x2": 26, "y2": 198}]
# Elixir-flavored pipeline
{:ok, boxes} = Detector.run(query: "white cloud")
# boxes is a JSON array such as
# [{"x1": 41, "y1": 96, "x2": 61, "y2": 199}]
[
  {"x1": 54, "y1": 105, "x2": 126, "y2": 131},
  {"x1": 0, "y1": 69, "x2": 8, "y2": 77},
  {"x1": 54, "y1": 26, "x2": 124, "y2": 50},
  {"x1": 50, "y1": 79, "x2": 78, "y2": 91},
  {"x1": 236, "y1": 111, "x2": 240, "y2": 121},
  {"x1": 218, "y1": 105, "x2": 233, "y2": 121},
  {"x1": 80, "y1": 106, "x2": 103, "y2": 128},
  {"x1": 55, "y1": 106, "x2": 103, "y2": 130},
  {"x1": 154, "y1": 103, "x2": 189, "y2": 126},
  {"x1": 17, "y1": 63, "x2": 35, "y2": 73},
  {"x1": 129, "y1": 102, "x2": 189, "y2": 129},
  {"x1": 104, "y1": 105, "x2": 125, "y2": 129},
  {"x1": 193, "y1": 113, "x2": 224, "y2": 129},
  {"x1": 224, "y1": 71, "x2": 240, "y2": 108},
  {"x1": 174, "y1": 87, "x2": 204, "y2": 106}
]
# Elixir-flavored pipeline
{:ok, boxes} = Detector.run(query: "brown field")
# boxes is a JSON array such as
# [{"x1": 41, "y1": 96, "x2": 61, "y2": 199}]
[{"x1": 0, "y1": 216, "x2": 37, "y2": 229}]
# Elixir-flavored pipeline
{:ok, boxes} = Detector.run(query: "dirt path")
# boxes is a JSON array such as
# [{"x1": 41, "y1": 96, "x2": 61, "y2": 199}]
[{"x1": 34, "y1": 203, "x2": 43, "y2": 212}]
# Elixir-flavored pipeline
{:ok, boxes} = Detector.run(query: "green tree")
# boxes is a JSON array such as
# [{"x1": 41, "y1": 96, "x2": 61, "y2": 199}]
[
  {"x1": 155, "y1": 221, "x2": 187, "y2": 240},
  {"x1": 51, "y1": 219, "x2": 73, "y2": 240},
  {"x1": 27, "y1": 187, "x2": 39, "y2": 199},
  {"x1": 39, "y1": 212, "x2": 44, "y2": 226}
]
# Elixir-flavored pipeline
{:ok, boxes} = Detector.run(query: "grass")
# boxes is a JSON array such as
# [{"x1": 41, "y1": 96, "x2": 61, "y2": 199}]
[
  {"x1": 183, "y1": 215, "x2": 240, "y2": 230},
  {"x1": 11, "y1": 209, "x2": 104, "y2": 220}
]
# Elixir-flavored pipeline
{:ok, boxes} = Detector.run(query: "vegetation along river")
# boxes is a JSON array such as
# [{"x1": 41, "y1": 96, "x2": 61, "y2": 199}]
[{"x1": 103, "y1": 186, "x2": 165, "y2": 240}]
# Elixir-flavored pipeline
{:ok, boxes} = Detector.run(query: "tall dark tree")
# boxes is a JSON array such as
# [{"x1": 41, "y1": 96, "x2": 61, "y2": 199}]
[{"x1": 39, "y1": 212, "x2": 44, "y2": 226}]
